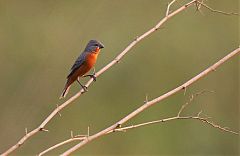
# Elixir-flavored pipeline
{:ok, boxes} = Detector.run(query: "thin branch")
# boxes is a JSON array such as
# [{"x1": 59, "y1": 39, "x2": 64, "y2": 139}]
[
  {"x1": 112, "y1": 116, "x2": 238, "y2": 135},
  {"x1": 1, "y1": 1, "x2": 200, "y2": 155},
  {"x1": 196, "y1": 1, "x2": 238, "y2": 15},
  {"x1": 108, "y1": 90, "x2": 238, "y2": 135},
  {"x1": 39, "y1": 116, "x2": 238, "y2": 156},
  {"x1": 39, "y1": 136, "x2": 86, "y2": 156},
  {"x1": 166, "y1": 0, "x2": 177, "y2": 16},
  {"x1": 39, "y1": 89, "x2": 238, "y2": 155},
  {"x1": 178, "y1": 90, "x2": 214, "y2": 117},
  {"x1": 2, "y1": 0, "x2": 238, "y2": 155},
  {"x1": 39, "y1": 130, "x2": 89, "y2": 156},
  {"x1": 60, "y1": 47, "x2": 240, "y2": 155}
]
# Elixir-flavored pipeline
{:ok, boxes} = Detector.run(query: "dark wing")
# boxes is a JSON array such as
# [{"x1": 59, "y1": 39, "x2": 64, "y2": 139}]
[{"x1": 67, "y1": 52, "x2": 86, "y2": 78}]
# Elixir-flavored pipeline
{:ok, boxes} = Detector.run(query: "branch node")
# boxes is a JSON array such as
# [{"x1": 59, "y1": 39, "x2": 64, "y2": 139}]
[
  {"x1": 115, "y1": 58, "x2": 120, "y2": 63},
  {"x1": 115, "y1": 123, "x2": 122, "y2": 129},
  {"x1": 197, "y1": 110, "x2": 203, "y2": 117},
  {"x1": 135, "y1": 36, "x2": 139, "y2": 41},
  {"x1": 56, "y1": 104, "x2": 62, "y2": 117},
  {"x1": 144, "y1": 94, "x2": 149, "y2": 104},
  {"x1": 165, "y1": 0, "x2": 177, "y2": 16},
  {"x1": 113, "y1": 124, "x2": 122, "y2": 132},
  {"x1": 40, "y1": 128, "x2": 49, "y2": 132},
  {"x1": 195, "y1": 0, "x2": 202, "y2": 11},
  {"x1": 212, "y1": 68, "x2": 217, "y2": 71}
]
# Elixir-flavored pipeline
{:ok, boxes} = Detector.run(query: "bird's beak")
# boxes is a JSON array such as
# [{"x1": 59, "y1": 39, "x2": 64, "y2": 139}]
[{"x1": 99, "y1": 44, "x2": 104, "y2": 49}]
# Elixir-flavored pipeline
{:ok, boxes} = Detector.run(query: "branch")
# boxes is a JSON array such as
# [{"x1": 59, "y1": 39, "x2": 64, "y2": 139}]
[
  {"x1": 2, "y1": 0, "x2": 238, "y2": 155},
  {"x1": 113, "y1": 90, "x2": 238, "y2": 135},
  {"x1": 166, "y1": 0, "x2": 177, "y2": 16},
  {"x1": 113, "y1": 116, "x2": 238, "y2": 135},
  {"x1": 1, "y1": 0, "x2": 200, "y2": 155},
  {"x1": 196, "y1": 1, "x2": 239, "y2": 15},
  {"x1": 177, "y1": 90, "x2": 214, "y2": 117},
  {"x1": 38, "y1": 131, "x2": 87, "y2": 156},
  {"x1": 39, "y1": 90, "x2": 238, "y2": 155},
  {"x1": 60, "y1": 46, "x2": 239, "y2": 155}
]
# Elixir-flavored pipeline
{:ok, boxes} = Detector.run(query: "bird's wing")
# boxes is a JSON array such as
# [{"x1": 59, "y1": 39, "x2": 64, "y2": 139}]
[{"x1": 67, "y1": 52, "x2": 86, "y2": 78}]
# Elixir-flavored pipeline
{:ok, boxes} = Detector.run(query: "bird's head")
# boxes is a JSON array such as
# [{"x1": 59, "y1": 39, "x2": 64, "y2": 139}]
[{"x1": 85, "y1": 40, "x2": 104, "y2": 53}]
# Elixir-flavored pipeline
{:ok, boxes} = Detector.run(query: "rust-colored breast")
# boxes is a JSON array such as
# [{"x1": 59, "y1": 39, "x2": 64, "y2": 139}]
[
  {"x1": 65, "y1": 48, "x2": 101, "y2": 88},
  {"x1": 85, "y1": 51, "x2": 99, "y2": 68},
  {"x1": 68, "y1": 51, "x2": 99, "y2": 82}
]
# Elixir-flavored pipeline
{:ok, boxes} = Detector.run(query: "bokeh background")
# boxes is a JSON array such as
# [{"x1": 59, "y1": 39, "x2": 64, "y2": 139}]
[{"x1": 0, "y1": 0, "x2": 239, "y2": 155}]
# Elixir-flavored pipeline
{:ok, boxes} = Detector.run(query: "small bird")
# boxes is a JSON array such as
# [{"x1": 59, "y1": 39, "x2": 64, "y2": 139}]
[{"x1": 60, "y1": 40, "x2": 104, "y2": 98}]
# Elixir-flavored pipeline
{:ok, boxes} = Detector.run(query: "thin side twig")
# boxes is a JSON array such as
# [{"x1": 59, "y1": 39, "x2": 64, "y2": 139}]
[
  {"x1": 196, "y1": 1, "x2": 238, "y2": 15},
  {"x1": 112, "y1": 116, "x2": 238, "y2": 135},
  {"x1": 178, "y1": 90, "x2": 214, "y2": 117},
  {"x1": 166, "y1": 0, "x2": 177, "y2": 16},
  {"x1": 39, "y1": 136, "x2": 86, "y2": 156}
]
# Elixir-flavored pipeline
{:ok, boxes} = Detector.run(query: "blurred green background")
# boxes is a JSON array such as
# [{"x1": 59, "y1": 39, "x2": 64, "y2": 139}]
[{"x1": 0, "y1": 0, "x2": 239, "y2": 155}]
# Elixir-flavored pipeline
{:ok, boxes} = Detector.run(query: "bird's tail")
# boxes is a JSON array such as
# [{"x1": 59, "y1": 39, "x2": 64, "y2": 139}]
[{"x1": 59, "y1": 83, "x2": 71, "y2": 99}]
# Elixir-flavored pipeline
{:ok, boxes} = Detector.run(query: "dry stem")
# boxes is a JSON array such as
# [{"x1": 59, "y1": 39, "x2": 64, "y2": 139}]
[
  {"x1": 60, "y1": 47, "x2": 240, "y2": 155},
  {"x1": 39, "y1": 90, "x2": 238, "y2": 155},
  {"x1": 1, "y1": 0, "x2": 238, "y2": 155}
]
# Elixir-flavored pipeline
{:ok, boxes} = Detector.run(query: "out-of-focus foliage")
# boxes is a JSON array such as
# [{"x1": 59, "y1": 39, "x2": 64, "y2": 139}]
[{"x1": 0, "y1": 0, "x2": 238, "y2": 155}]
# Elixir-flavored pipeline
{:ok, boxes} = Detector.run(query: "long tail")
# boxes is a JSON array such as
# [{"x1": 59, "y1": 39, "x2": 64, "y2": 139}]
[{"x1": 59, "y1": 82, "x2": 71, "y2": 99}]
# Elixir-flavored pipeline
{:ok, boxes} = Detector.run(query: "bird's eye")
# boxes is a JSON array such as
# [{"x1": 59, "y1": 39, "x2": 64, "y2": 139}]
[{"x1": 94, "y1": 44, "x2": 98, "y2": 46}]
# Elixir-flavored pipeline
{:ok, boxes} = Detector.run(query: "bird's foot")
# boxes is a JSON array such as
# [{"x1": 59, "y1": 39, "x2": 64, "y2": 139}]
[
  {"x1": 84, "y1": 74, "x2": 97, "y2": 82},
  {"x1": 77, "y1": 79, "x2": 88, "y2": 93},
  {"x1": 81, "y1": 85, "x2": 88, "y2": 93}
]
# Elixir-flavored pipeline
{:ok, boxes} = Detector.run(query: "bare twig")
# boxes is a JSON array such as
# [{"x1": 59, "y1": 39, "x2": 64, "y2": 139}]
[
  {"x1": 144, "y1": 94, "x2": 149, "y2": 104},
  {"x1": 166, "y1": 0, "x2": 177, "y2": 16},
  {"x1": 112, "y1": 115, "x2": 238, "y2": 135},
  {"x1": 60, "y1": 47, "x2": 240, "y2": 155},
  {"x1": 39, "y1": 130, "x2": 89, "y2": 156},
  {"x1": 2, "y1": 0, "x2": 238, "y2": 155},
  {"x1": 39, "y1": 90, "x2": 238, "y2": 155},
  {"x1": 39, "y1": 135, "x2": 86, "y2": 156},
  {"x1": 178, "y1": 90, "x2": 214, "y2": 116},
  {"x1": 39, "y1": 116, "x2": 238, "y2": 156},
  {"x1": 1, "y1": 1, "x2": 198, "y2": 155},
  {"x1": 196, "y1": 1, "x2": 238, "y2": 15}
]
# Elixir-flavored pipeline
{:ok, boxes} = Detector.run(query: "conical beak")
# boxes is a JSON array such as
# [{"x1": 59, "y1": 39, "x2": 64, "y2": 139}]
[{"x1": 99, "y1": 43, "x2": 104, "y2": 49}]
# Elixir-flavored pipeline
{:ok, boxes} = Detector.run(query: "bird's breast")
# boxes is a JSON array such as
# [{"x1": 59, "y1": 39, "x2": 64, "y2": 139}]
[{"x1": 85, "y1": 52, "x2": 99, "y2": 68}]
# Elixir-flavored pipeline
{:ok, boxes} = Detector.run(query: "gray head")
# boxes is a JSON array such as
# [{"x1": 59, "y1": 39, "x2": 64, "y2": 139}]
[{"x1": 84, "y1": 40, "x2": 104, "y2": 52}]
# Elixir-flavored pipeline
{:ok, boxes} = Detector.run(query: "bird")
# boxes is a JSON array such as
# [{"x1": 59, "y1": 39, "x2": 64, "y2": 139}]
[{"x1": 60, "y1": 40, "x2": 104, "y2": 99}]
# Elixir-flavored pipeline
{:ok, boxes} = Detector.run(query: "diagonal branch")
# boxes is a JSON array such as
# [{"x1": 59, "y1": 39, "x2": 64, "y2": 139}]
[
  {"x1": 39, "y1": 87, "x2": 238, "y2": 155},
  {"x1": 38, "y1": 132, "x2": 87, "y2": 156},
  {"x1": 1, "y1": 0, "x2": 238, "y2": 155},
  {"x1": 60, "y1": 47, "x2": 240, "y2": 155},
  {"x1": 1, "y1": 1, "x2": 199, "y2": 155}
]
